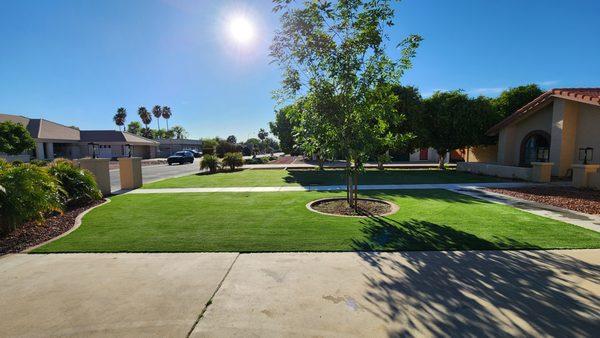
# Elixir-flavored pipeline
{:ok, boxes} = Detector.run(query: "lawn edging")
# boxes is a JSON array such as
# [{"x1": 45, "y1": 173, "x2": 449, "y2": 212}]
[{"x1": 24, "y1": 199, "x2": 112, "y2": 253}]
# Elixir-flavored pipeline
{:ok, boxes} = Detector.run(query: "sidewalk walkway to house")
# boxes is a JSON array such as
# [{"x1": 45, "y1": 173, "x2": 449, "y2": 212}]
[
  {"x1": 1, "y1": 250, "x2": 598, "y2": 337},
  {"x1": 130, "y1": 182, "x2": 538, "y2": 194}
]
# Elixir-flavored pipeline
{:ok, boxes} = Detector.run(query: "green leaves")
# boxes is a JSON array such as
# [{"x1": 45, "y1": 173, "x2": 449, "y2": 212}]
[{"x1": 0, "y1": 121, "x2": 36, "y2": 155}]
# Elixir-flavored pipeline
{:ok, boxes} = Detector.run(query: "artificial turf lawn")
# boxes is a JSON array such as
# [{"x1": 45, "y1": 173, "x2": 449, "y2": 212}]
[
  {"x1": 142, "y1": 168, "x2": 504, "y2": 189},
  {"x1": 34, "y1": 190, "x2": 600, "y2": 253}
]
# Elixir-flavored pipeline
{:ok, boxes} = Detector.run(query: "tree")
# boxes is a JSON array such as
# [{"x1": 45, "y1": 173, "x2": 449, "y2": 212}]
[
  {"x1": 226, "y1": 135, "x2": 237, "y2": 144},
  {"x1": 270, "y1": 0, "x2": 421, "y2": 207},
  {"x1": 258, "y1": 128, "x2": 268, "y2": 142},
  {"x1": 127, "y1": 121, "x2": 142, "y2": 135},
  {"x1": 171, "y1": 125, "x2": 187, "y2": 139},
  {"x1": 138, "y1": 107, "x2": 152, "y2": 130},
  {"x1": 113, "y1": 107, "x2": 127, "y2": 131},
  {"x1": 141, "y1": 127, "x2": 154, "y2": 139},
  {"x1": 161, "y1": 106, "x2": 172, "y2": 131},
  {"x1": 269, "y1": 105, "x2": 296, "y2": 154},
  {"x1": 0, "y1": 121, "x2": 35, "y2": 155},
  {"x1": 414, "y1": 91, "x2": 496, "y2": 169},
  {"x1": 152, "y1": 105, "x2": 162, "y2": 131},
  {"x1": 493, "y1": 84, "x2": 544, "y2": 120}
]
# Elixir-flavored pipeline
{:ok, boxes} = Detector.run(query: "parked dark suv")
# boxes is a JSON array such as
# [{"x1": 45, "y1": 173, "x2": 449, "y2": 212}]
[
  {"x1": 183, "y1": 149, "x2": 202, "y2": 158},
  {"x1": 167, "y1": 151, "x2": 195, "y2": 165}
]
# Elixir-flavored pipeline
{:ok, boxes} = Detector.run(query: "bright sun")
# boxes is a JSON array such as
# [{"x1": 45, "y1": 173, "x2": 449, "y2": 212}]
[{"x1": 228, "y1": 15, "x2": 255, "y2": 45}]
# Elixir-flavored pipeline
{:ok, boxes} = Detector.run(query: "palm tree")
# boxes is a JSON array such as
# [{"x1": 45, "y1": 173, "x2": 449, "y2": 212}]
[
  {"x1": 138, "y1": 106, "x2": 152, "y2": 129},
  {"x1": 113, "y1": 107, "x2": 127, "y2": 131},
  {"x1": 258, "y1": 128, "x2": 269, "y2": 154},
  {"x1": 152, "y1": 105, "x2": 162, "y2": 131},
  {"x1": 171, "y1": 125, "x2": 187, "y2": 139},
  {"x1": 162, "y1": 106, "x2": 172, "y2": 131}
]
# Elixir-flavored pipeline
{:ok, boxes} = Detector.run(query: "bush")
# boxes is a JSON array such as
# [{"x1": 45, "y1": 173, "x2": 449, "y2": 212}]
[
  {"x1": 244, "y1": 157, "x2": 269, "y2": 165},
  {"x1": 30, "y1": 159, "x2": 50, "y2": 167},
  {"x1": 0, "y1": 164, "x2": 63, "y2": 235},
  {"x1": 11, "y1": 160, "x2": 23, "y2": 166},
  {"x1": 222, "y1": 152, "x2": 244, "y2": 171},
  {"x1": 47, "y1": 159, "x2": 102, "y2": 207},
  {"x1": 200, "y1": 155, "x2": 220, "y2": 174}
]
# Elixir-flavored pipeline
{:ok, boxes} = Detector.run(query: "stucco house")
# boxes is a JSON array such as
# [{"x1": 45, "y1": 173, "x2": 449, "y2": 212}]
[
  {"x1": 486, "y1": 88, "x2": 600, "y2": 177},
  {"x1": 0, "y1": 113, "x2": 159, "y2": 161}
]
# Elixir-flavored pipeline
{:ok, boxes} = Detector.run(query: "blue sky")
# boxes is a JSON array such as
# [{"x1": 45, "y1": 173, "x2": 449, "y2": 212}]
[{"x1": 1, "y1": 0, "x2": 598, "y2": 140}]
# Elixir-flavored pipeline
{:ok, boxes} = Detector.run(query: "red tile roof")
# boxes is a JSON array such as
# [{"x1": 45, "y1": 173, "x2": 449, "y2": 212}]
[{"x1": 487, "y1": 88, "x2": 600, "y2": 135}]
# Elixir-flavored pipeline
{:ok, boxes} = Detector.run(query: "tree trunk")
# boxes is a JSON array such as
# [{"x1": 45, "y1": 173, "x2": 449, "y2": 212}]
[
  {"x1": 353, "y1": 168, "x2": 358, "y2": 209},
  {"x1": 346, "y1": 160, "x2": 352, "y2": 205},
  {"x1": 438, "y1": 151, "x2": 447, "y2": 170}
]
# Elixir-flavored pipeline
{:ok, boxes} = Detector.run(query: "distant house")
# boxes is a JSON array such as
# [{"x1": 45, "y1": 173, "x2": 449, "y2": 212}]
[
  {"x1": 157, "y1": 138, "x2": 201, "y2": 157},
  {"x1": 0, "y1": 113, "x2": 159, "y2": 161},
  {"x1": 486, "y1": 88, "x2": 600, "y2": 176}
]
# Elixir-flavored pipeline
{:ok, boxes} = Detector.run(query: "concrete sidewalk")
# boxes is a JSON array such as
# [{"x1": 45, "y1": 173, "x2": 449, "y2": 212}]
[
  {"x1": 192, "y1": 250, "x2": 600, "y2": 337},
  {"x1": 129, "y1": 182, "x2": 539, "y2": 194},
  {"x1": 1, "y1": 250, "x2": 598, "y2": 337}
]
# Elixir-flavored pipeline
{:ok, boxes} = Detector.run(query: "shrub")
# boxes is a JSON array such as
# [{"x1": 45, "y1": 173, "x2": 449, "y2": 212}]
[
  {"x1": 11, "y1": 160, "x2": 23, "y2": 166},
  {"x1": 0, "y1": 121, "x2": 36, "y2": 155},
  {"x1": 200, "y1": 155, "x2": 220, "y2": 174},
  {"x1": 222, "y1": 152, "x2": 244, "y2": 171},
  {"x1": 0, "y1": 164, "x2": 63, "y2": 235},
  {"x1": 30, "y1": 159, "x2": 50, "y2": 167},
  {"x1": 244, "y1": 157, "x2": 269, "y2": 165},
  {"x1": 47, "y1": 159, "x2": 102, "y2": 207}
]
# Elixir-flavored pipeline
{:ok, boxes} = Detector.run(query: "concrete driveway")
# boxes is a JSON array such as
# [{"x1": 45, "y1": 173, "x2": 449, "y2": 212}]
[
  {"x1": 1, "y1": 250, "x2": 598, "y2": 337},
  {"x1": 110, "y1": 162, "x2": 198, "y2": 192}
]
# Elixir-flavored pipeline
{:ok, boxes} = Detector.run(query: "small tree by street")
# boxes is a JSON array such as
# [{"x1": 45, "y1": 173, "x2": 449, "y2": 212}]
[
  {"x1": 270, "y1": 0, "x2": 421, "y2": 208},
  {"x1": 0, "y1": 121, "x2": 36, "y2": 155}
]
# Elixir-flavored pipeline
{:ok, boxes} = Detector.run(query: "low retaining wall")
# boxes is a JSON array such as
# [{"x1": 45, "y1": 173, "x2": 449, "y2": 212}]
[{"x1": 457, "y1": 162, "x2": 531, "y2": 181}]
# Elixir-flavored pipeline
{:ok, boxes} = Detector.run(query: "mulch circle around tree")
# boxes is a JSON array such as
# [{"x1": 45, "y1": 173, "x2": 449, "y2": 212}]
[
  {"x1": 307, "y1": 197, "x2": 398, "y2": 217},
  {"x1": 0, "y1": 199, "x2": 105, "y2": 255}
]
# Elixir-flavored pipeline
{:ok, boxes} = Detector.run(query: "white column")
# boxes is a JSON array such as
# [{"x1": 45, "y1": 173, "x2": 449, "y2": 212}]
[
  {"x1": 35, "y1": 142, "x2": 45, "y2": 159},
  {"x1": 44, "y1": 142, "x2": 54, "y2": 160}
]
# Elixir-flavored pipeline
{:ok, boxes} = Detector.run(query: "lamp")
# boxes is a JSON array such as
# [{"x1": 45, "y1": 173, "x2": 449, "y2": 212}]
[
  {"x1": 579, "y1": 147, "x2": 593, "y2": 165},
  {"x1": 88, "y1": 142, "x2": 97, "y2": 159}
]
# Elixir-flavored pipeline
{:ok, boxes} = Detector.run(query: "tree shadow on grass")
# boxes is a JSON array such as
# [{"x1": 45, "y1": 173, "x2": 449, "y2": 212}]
[{"x1": 351, "y1": 217, "x2": 600, "y2": 336}]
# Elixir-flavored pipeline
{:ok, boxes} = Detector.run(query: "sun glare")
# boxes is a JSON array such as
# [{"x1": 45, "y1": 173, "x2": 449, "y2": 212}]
[{"x1": 228, "y1": 15, "x2": 255, "y2": 45}]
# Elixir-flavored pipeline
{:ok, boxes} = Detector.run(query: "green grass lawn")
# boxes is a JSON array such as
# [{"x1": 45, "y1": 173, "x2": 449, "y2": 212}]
[
  {"x1": 143, "y1": 169, "x2": 504, "y2": 189},
  {"x1": 34, "y1": 190, "x2": 600, "y2": 253}
]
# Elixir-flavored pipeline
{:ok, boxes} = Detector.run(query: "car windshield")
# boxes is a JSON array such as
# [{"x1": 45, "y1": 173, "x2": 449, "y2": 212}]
[{"x1": 174, "y1": 151, "x2": 188, "y2": 156}]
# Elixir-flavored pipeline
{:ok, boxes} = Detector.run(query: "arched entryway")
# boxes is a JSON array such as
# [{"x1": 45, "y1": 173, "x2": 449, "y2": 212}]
[{"x1": 519, "y1": 130, "x2": 550, "y2": 166}]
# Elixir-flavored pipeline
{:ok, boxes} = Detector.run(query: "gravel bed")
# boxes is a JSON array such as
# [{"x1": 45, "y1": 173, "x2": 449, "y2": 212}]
[
  {"x1": 486, "y1": 187, "x2": 600, "y2": 215},
  {"x1": 0, "y1": 200, "x2": 105, "y2": 255}
]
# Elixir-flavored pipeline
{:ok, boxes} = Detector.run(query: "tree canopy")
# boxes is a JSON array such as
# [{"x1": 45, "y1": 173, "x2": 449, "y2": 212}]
[
  {"x1": 493, "y1": 84, "x2": 544, "y2": 120},
  {"x1": 269, "y1": 105, "x2": 297, "y2": 155},
  {"x1": 0, "y1": 121, "x2": 36, "y2": 155},
  {"x1": 414, "y1": 91, "x2": 496, "y2": 168}
]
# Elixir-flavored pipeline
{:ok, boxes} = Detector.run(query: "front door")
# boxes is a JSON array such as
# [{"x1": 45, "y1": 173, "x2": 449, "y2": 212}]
[{"x1": 419, "y1": 148, "x2": 428, "y2": 161}]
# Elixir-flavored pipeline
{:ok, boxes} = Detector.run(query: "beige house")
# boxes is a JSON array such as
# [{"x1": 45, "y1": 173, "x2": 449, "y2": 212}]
[
  {"x1": 0, "y1": 113, "x2": 158, "y2": 161},
  {"x1": 486, "y1": 88, "x2": 600, "y2": 177}
]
